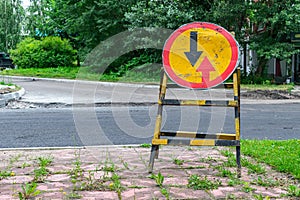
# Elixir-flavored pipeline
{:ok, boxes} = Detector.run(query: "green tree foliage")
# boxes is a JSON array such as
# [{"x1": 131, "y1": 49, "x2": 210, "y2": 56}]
[
  {"x1": 0, "y1": 0, "x2": 24, "y2": 52},
  {"x1": 10, "y1": 36, "x2": 77, "y2": 68},
  {"x1": 26, "y1": 0, "x2": 54, "y2": 37},
  {"x1": 125, "y1": 0, "x2": 198, "y2": 29},
  {"x1": 125, "y1": 0, "x2": 247, "y2": 39},
  {"x1": 20, "y1": 0, "x2": 300, "y2": 77},
  {"x1": 248, "y1": 0, "x2": 300, "y2": 75},
  {"x1": 26, "y1": 0, "x2": 136, "y2": 60}
]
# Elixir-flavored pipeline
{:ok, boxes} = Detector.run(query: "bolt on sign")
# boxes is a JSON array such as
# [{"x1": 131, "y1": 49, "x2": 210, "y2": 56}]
[{"x1": 163, "y1": 22, "x2": 240, "y2": 89}]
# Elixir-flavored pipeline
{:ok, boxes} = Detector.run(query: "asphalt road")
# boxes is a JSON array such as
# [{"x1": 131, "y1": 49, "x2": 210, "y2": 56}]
[{"x1": 0, "y1": 104, "x2": 299, "y2": 148}]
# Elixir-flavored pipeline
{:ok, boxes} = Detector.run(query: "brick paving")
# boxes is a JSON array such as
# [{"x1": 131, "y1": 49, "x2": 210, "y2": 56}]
[{"x1": 0, "y1": 146, "x2": 298, "y2": 199}]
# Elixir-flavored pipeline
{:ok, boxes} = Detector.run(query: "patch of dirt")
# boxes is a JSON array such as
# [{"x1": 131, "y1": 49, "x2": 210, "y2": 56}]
[
  {"x1": 0, "y1": 87, "x2": 17, "y2": 94},
  {"x1": 241, "y1": 90, "x2": 300, "y2": 99}
]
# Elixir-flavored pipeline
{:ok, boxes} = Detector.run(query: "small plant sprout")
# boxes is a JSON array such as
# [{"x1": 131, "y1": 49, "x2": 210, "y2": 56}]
[
  {"x1": 188, "y1": 175, "x2": 221, "y2": 190},
  {"x1": 0, "y1": 170, "x2": 15, "y2": 180},
  {"x1": 149, "y1": 172, "x2": 164, "y2": 187},
  {"x1": 173, "y1": 158, "x2": 184, "y2": 166},
  {"x1": 139, "y1": 143, "x2": 151, "y2": 148},
  {"x1": 242, "y1": 182, "x2": 256, "y2": 193},
  {"x1": 18, "y1": 182, "x2": 40, "y2": 200},
  {"x1": 287, "y1": 185, "x2": 300, "y2": 197}
]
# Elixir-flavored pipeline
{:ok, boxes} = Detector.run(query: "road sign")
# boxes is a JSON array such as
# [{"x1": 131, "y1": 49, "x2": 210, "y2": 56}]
[{"x1": 163, "y1": 22, "x2": 240, "y2": 89}]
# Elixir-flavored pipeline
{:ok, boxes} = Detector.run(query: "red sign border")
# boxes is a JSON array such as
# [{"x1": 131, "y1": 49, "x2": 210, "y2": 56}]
[{"x1": 163, "y1": 22, "x2": 240, "y2": 89}]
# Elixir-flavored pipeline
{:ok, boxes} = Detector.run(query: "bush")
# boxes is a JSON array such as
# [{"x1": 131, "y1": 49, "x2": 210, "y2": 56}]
[
  {"x1": 103, "y1": 49, "x2": 162, "y2": 76},
  {"x1": 10, "y1": 37, "x2": 77, "y2": 68}
]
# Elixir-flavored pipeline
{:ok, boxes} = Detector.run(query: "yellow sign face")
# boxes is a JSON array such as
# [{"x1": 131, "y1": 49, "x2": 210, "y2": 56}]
[{"x1": 163, "y1": 22, "x2": 240, "y2": 89}]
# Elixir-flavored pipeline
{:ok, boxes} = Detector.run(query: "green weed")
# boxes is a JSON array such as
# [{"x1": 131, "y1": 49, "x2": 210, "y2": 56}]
[
  {"x1": 220, "y1": 149, "x2": 235, "y2": 157},
  {"x1": 37, "y1": 156, "x2": 53, "y2": 168},
  {"x1": 65, "y1": 191, "x2": 82, "y2": 199},
  {"x1": 251, "y1": 176, "x2": 279, "y2": 187},
  {"x1": 160, "y1": 187, "x2": 170, "y2": 200},
  {"x1": 215, "y1": 166, "x2": 235, "y2": 178},
  {"x1": 188, "y1": 175, "x2": 221, "y2": 190},
  {"x1": 128, "y1": 185, "x2": 145, "y2": 189},
  {"x1": 242, "y1": 182, "x2": 256, "y2": 193},
  {"x1": 109, "y1": 173, "x2": 124, "y2": 199},
  {"x1": 33, "y1": 156, "x2": 53, "y2": 182},
  {"x1": 0, "y1": 170, "x2": 15, "y2": 180},
  {"x1": 287, "y1": 185, "x2": 300, "y2": 197},
  {"x1": 102, "y1": 162, "x2": 115, "y2": 173},
  {"x1": 139, "y1": 143, "x2": 151, "y2": 148},
  {"x1": 18, "y1": 182, "x2": 40, "y2": 200},
  {"x1": 173, "y1": 158, "x2": 184, "y2": 166},
  {"x1": 33, "y1": 167, "x2": 49, "y2": 182},
  {"x1": 119, "y1": 157, "x2": 130, "y2": 170},
  {"x1": 186, "y1": 165, "x2": 205, "y2": 169},
  {"x1": 253, "y1": 194, "x2": 271, "y2": 200},
  {"x1": 225, "y1": 193, "x2": 237, "y2": 199},
  {"x1": 21, "y1": 162, "x2": 31, "y2": 169},
  {"x1": 149, "y1": 172, "x2": 165, "y2": 187},
  {"x1": 242, "y1": 158, "x2": 266, "y2": 175},
  {"x1": 149, "y1": 172, "x2": 171, "y2": 199},
  {"x1": 227, "y1": 177, "x2": 242, "y2": 186}
]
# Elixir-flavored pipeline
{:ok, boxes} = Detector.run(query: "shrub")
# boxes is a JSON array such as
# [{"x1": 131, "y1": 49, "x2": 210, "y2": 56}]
[{"x1": 10, "y1": 36, "x2": 77, "y2": 68}]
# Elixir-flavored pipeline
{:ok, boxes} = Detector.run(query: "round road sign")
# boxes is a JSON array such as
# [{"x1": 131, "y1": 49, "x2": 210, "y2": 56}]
[{"x1": 163, "y1": 22, "x2": 240, "y2": 89}]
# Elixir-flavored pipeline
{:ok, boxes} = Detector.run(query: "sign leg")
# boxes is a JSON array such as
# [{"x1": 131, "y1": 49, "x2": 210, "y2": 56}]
[
  {"x1": 148, "y1": 145, "x2": 159, "y2": 173},
  {"x1": 236, "y1": 145, "x2": 241, "y2": 178}
]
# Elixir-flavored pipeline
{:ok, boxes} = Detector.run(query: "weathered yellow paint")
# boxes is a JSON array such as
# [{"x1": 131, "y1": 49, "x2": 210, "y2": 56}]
[
  {"x1": 160, "y1": 73, "x2": 168, "y2": 97},
  {"x1": 233, "y1": 72, "x2": 238, "y2": 97},
  {"x1": 295, "y1": 33, "x2": 300, "y2": 38},
  {"x1": 175, "y1": 131, "x2": 197, "y2": 138},
  {"x1": 168, "y1": 28, "x2": 232, "y2": 84},
  {"x1": 158, "y1": 99, "x2": 162, "y2": 105},
  {"x1": 216, "y1": 133, "x2": 236, "y2": 140},
  {"x1": 181, "y1": 100, "x2": 206, "y2": 106},
  {"x1": 228, "y1": 100, "x2": 238, "y2": 107},
  {"x1": 190, "y1": 140, "x2": 215, "y2": 146},
  {"x1": 152, "y1": 139, "x2": 168, "y2": 145},
  {"x1": 235, "y1": 118, "x2": 240, "y2": 140},
  {"x1": 153, "y1": 115, "x2": 162, "y2": 139}
]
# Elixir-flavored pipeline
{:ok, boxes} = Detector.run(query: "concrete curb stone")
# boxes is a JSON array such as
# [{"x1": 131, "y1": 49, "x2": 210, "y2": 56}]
[{"x1": 0, "y1": 87, "x2": 25, "y2": 108}]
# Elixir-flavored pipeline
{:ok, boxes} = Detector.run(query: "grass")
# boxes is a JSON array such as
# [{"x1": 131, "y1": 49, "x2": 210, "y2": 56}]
[
  {"x1": 241, "y1": 83, "x2": 294, "y2": 91},
  {"x1": 1, "y1": 67, "x2": 296, "y2": 91},
  {"x1": 241, "y1": 139, "x2": 300, "y2": 179},
  {"x1": 0, "y1": 66, "x2": 161, "y2": 83},
  {"x1": 1, "y1": 66, "x2": 81, "y2": 79}
]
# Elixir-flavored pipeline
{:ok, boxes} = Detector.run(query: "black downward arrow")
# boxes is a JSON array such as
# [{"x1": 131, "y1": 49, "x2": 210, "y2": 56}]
[{"x1": 184, "y1": 31, "x2": 202, "y2": 67}]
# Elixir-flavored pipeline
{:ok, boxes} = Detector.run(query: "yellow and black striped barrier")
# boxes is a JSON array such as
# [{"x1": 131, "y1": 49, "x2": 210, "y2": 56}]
[{"x1": 148, "y1": 68, "x2": 241, "y2": 177}]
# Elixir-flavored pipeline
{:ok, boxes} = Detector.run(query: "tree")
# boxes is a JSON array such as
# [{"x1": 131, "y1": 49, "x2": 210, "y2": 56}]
[
  {"x1": 247, "y1": 0, "x2": 300, "y2": 76},
  {"x1": 23, "y1": 0, "x2": 300, "y2": 78},
  {"x1": 0, "y1": 0, "x2": 24, "y2": 52},
  {"x1": 25, "y1": 0, "x2": 136, "y2": 61}
]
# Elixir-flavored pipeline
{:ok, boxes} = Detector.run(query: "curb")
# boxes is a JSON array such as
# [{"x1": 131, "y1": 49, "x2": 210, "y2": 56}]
[
  {"x1": 2, "y1": 75, "x2": 160, "y2": 89},
  {"x1": 0, "y1": 87, "x2": 25, "y2": 108}
]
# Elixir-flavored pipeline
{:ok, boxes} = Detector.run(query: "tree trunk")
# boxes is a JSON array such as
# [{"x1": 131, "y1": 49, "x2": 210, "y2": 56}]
[{"x1": 255, "y1": 58, "x2": 268, "y2": 77}]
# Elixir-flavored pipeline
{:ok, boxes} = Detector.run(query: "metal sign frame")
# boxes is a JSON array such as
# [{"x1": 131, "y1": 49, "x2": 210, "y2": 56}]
[{"x1": 148, "y1": 68, "x2": 241, "y2": 177}]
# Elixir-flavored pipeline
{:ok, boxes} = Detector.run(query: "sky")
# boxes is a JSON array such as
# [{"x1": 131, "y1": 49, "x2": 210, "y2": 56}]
[{"x1": 22, "y1": 0, "x2": 30, "y2": 8}]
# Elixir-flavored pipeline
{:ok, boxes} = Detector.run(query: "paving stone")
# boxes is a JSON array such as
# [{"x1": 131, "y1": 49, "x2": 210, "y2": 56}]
[
  {"x1": 46, "y1": 174, "x2": 70, "y2": 182},
  {"x1": 0, "y1": 146, "x2": 295, "y2": 199},
  {"x1": 0, "y1": 175, "x2": 32, "y2": 184},
  {"x1": 79, "y1": 191, "x2": 118, "y2": 199}
]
